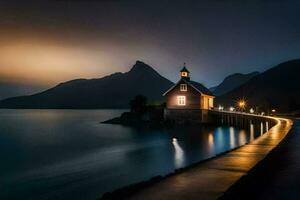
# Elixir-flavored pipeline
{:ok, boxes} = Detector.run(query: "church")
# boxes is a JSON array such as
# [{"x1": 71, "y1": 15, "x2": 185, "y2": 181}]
[{"x1": 163, "y1": 64, "x2": 215, "y2": 123}]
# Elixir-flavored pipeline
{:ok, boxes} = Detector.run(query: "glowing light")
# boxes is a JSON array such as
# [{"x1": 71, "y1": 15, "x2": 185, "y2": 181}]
[
  {"x1": 250, "y1": 108, "x2": 254, "y2": 114},
  {"x1": 180, "y1": 84, "x2": 187, "y2": 91},
  {"x1": 218, "y1": 105, "x2": 224, "y2": 111},
  {"x1": 238, "y1": 100, "x2": 246, "y2": 110},
  {"x1": 229, "y1": 107, "x2": 235, "y2": 112},
  {"x1": 272, "y1": 109, "x2": 276, "y2": 113},
  {"x1": 177, "y1": 96, "x2": 186, "y2": 106},
  {"x1": 261, "y1": 112, "x2": 265, "y2": 116},
  {"x1": 181, "y1": 72, "x2": 188, "y2": 77}
]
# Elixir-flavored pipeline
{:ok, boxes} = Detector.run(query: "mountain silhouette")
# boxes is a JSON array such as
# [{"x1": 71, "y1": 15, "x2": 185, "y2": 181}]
[
  {"x1": 210, "y1": 72, "x2": 259, "y2": 96},
  {"x1": 217, "y1": 59, "x2": 300, "y2": 113},
  {"x1": 0, "y1": 61, "x2": 173, "y2": 108},
  {"x1": 0, "y1": 81, "x2": 45, "y2": 100}
]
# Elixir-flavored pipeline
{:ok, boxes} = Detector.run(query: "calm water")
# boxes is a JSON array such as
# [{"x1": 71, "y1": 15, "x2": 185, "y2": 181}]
[{"x1": 0, "y1": 109, "x2": 263, "y2": 200}]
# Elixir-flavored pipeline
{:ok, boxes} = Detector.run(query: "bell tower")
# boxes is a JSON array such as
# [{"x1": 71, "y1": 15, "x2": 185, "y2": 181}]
[{"x1": 180, "y1": 63, "x2": 190, "y2": 81}]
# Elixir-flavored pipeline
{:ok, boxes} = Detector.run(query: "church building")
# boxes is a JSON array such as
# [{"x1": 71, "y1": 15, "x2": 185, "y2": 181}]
[{"x1": 163, "y1": 64, "x2": 215, "y2": 123}]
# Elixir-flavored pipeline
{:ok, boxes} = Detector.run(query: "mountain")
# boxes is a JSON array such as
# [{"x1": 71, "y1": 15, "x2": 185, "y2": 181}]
[
  {"x1": 0, "y1": 81, "x2": 45, "y2": 100},
  {"x1": 0, "y1": 61, "x2": 173, "y2": 108},
  {"x1": 209, "y1": 86, "x2": 217, "y2": 93},
  {"x1": 217, "y1": 59, "x2": 300, "y2": 113},
  {"x1": 210, "y1": 72, "x2": 260, "y2": 96}
]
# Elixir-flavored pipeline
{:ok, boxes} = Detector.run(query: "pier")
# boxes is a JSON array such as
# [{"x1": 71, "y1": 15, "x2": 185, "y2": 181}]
[
  {"x1": 127, "y1": 112, "x2": 293, "y2": 200},
  {"x1": 209, "y1": 110, "x2": 277, "y2": 130}
]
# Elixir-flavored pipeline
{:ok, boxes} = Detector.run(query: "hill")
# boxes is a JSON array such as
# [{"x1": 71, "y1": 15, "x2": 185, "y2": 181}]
[
  {"x1": 210, "y1": 72, "x2": 259, "y2": 96},
  {"x1": 0, "y1": 81, "x2": 45, "y2": 100},
  {"x1": 0, "y1": 61, "x2": 173, "y2": 108},
  {"x1": 217, "y1": 59, "x2": 300, "y2": 113}
]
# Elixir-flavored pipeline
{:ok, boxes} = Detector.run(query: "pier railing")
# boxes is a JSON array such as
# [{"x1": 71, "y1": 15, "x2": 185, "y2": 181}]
[{"x1": 209, "y1": 109, "x2": 278, "y2": 131}]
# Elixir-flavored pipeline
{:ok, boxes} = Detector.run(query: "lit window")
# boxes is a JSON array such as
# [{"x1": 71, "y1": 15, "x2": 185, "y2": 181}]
[
  {"x1": 180, "y1": 84, "x2": 187, "y2": 91},
  {"x1": 177, "y1": 96, "x2": 186, "y2": 106},
  {"x1": 181, "y1": 72, "x2": 188, "y2": 77}
]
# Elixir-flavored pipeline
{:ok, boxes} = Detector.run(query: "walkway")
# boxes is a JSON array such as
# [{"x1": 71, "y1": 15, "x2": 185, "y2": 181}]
[
  {"x1": 128, "y1": 117, "x2": 292, "y2": 200},
  {"x1": 221, "y1": 119, "x2": 300, "y2": 200}
]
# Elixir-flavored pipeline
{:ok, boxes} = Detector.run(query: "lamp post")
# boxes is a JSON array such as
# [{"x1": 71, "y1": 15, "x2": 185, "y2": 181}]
[{"x1": 238, "y1": 100, "x2": 246, "y2": 112}]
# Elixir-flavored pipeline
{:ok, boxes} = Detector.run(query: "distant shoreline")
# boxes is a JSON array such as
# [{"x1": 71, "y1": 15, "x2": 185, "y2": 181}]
[{"x1": 0, "y1": 108, "x2": 130, "y2": 110}]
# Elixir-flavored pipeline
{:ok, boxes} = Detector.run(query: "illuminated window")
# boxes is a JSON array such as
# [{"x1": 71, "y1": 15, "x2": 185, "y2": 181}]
[
  {"x1": 177, "y1": 96, "x2": 186, "y2": 106},
  {"x1": 180, "y1": 84, "x2": 187, "y2": 91},
  {"x1": 181, "y1": 72, "x2": 188, "y2": 77},
  {"x1": 209, "y1": 98, "x2": 214, "y2": 108}
]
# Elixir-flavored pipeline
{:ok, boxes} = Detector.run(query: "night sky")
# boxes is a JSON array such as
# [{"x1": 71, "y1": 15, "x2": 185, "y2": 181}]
[{"x1": 0, "y1": 0, "x2": 299, "y2": 87}]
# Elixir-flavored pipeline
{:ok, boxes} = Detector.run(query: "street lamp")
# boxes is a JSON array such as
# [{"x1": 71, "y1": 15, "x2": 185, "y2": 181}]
[
  {"x1": 218, "y1": 105, "x2": 224, "y2": 111},
  {"x1": 237, "y1": 100, "x2": 246, "y2": 111}
]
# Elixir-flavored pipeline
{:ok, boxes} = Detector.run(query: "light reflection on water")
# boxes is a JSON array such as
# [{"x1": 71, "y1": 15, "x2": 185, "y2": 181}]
[
  {"x1": 229, "y1": 127, "x2": 235, "y2": 148},
  {"x1": 172, "y1": 138, "x2": 184, "y2": 168},
  {"x1": 0, "y1": 109, "x2": 265, "y2": 200},
  {"x1": 208, "y1": 132, "x2": 215, "y2": 153},
  {"x1": 239, "y1": 129, "x2": 247, "y2": 144}
]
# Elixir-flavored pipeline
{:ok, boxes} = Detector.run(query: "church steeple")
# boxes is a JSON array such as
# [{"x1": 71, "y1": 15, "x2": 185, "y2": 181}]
[{"x1": 180, "y1": 63, "x2": 190, "y2": 80}]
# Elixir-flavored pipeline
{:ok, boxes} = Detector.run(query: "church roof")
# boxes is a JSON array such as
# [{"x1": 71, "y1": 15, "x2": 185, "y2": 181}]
[
  {"x1": 188, "y1": 80, "x2": 214, "y2": 96},
  {"x1": 163, "y1": 79, "x2": 214, "y2": 96},
  {"x1": 180, "y1": 66, "x2": 190, "y2": 73}
]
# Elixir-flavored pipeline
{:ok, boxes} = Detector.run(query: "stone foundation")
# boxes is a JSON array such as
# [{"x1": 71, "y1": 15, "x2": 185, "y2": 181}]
[{"x1": 164, "y1": 108, "x2": 211, "y2": 124}]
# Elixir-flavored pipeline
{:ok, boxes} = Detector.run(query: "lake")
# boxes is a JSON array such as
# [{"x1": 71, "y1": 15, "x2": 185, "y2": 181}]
[{"x1": 0, "y1": 109, "x2": 263, "y2": 199}]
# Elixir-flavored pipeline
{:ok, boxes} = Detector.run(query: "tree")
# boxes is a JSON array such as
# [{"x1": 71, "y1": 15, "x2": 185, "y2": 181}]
[{"x1": 129, "y1": 95, "x2": 147, "y2": 115}]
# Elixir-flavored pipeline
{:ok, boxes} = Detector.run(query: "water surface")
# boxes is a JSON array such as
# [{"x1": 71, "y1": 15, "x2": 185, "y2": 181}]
[{"x1": 0, "y1": 109, "x2": 263, "y2": 199}]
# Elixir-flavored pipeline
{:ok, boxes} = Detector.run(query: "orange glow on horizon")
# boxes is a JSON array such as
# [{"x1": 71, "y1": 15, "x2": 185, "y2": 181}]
[{"x1": 0, "y1": 37, "x2": 138, "y2": 86}]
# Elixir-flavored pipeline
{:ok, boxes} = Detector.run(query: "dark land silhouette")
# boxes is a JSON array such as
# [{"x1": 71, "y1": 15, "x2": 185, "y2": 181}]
[
  {"x1": 0, "y1": 61, "x2": 173, "y2": 109},
  {"x1": 210, "y1": 72, "x2": 260, "y2": 96},
  {"x1": 217, "y1": 59, "x2": 300, "y2": 113},
  {"x1": 0, "y1": 81, "x2": 45, "y2": 100},
  {"x1": 102, "y1": 95, "x2": 165, "y2": 126},
  {"x1": 1, "y1": 59, "x2": 300, "y2": 113}
]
